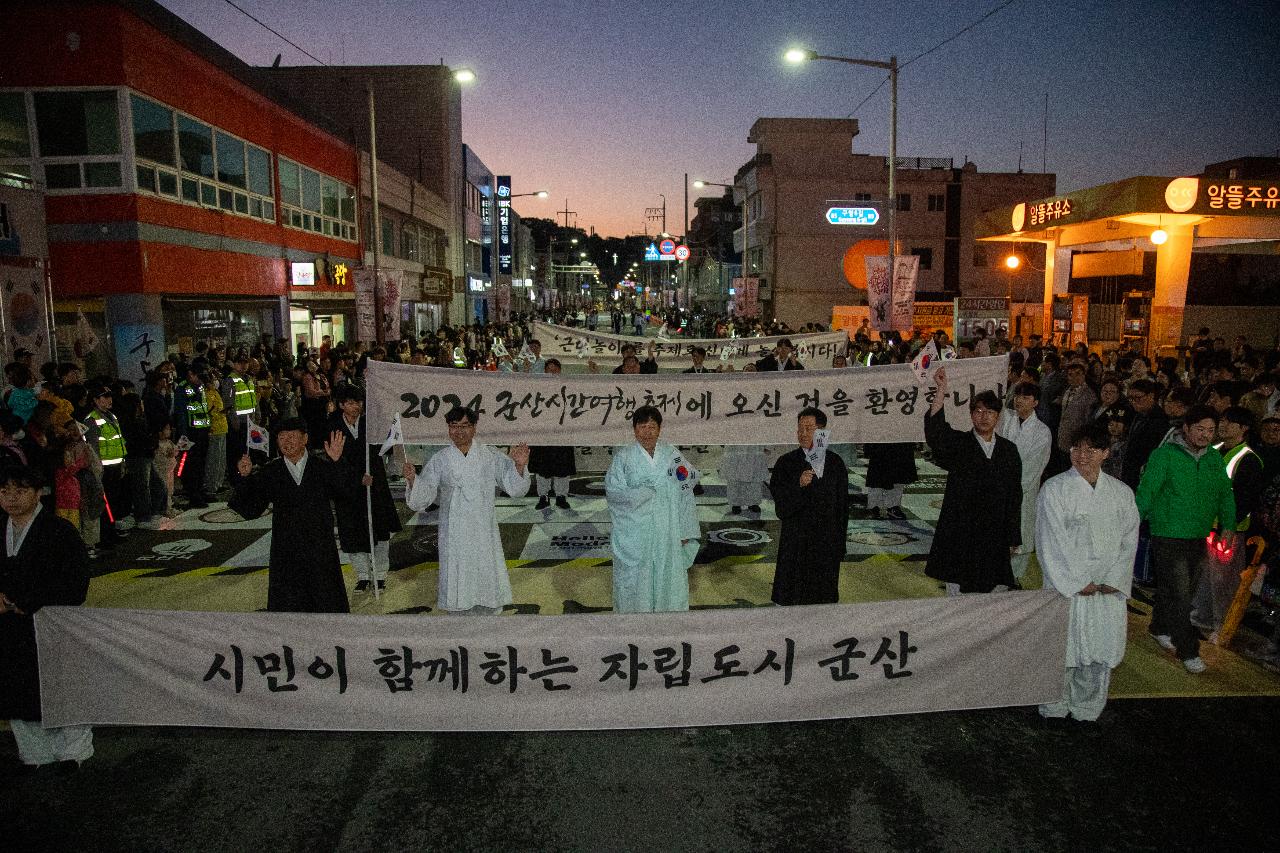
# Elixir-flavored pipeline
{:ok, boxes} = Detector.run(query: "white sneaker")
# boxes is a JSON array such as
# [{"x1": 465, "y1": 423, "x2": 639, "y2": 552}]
[
  {"x1": 1153, "y1": 634, "x2": 1175, "y2": 651},
  {"x1": 1183, "y1": 657, "x2": 1207, "y2": 674}
]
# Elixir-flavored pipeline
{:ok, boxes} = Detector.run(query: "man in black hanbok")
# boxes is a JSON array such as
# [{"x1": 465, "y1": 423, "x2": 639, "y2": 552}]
[
  {"x1": 924, "y1": 367, "x2": 1023, "y2": 593},
  {"x1": 327, "y1": 385, "x2": 401, "y2": 593},
  {"x1": 769, "y1": 407, "x2": 850, "y2": 605},
  {"x1": 231, "y1": 417, "x2": 356, "y2": 612}
]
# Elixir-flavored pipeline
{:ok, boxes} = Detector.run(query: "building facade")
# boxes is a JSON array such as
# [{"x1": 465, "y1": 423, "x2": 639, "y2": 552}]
[
  {"x1": 0, "y1": 0, "x2": 371, "y2": 379},
  {"x1": 736, "y1": 118, "x2": 1056, "y2": 326}
]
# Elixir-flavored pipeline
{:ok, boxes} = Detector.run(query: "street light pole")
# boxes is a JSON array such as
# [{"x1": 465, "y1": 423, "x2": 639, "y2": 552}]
[{"x1": 785, "y1": 49, "x2": 899, "y2": 305}]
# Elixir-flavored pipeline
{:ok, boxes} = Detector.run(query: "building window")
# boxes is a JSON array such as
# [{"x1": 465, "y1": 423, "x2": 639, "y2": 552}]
[
  {"x1": 132, "y1": 94, "x2": 274, "y2": 220},
  {"x1": 279, "y1": 155, "x2": 356, "y2": 240},
  {"x1": 402, "y1": 223, "x2": 420, "y2": 262},
  {"x1": 911, "y1": 247, "x2": 933, "y2": 270},
  {"x1": 853, "y1": 192, "x2": 872, "y2": 202},
  {"x1": 972, "y1": 245, "x2": 988, "y2": 267},
  {"x1": 381, "y1": 216, "x2": 397, "y2": 257},
  {"x1": 31, "y1": 90, "x2": 122, "y2": 190},
  {"x1": 927, "y1": 193, "x2": 945, "y2": 212},
  {"x1": 896, "y1": 193, "x2": 912, "y2": 212},
  {"x1": 0, "y1": 92, "x2": 30, "y2": 161}
]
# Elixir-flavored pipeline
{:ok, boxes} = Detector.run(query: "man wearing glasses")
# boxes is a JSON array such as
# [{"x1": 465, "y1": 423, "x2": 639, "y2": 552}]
[
  {"x1": 1135, "y1": 406, "x2": 1236, "y2": 674},
  {"x1": 1121, "y1": 379, "x2": 1168, "y2": 491}
]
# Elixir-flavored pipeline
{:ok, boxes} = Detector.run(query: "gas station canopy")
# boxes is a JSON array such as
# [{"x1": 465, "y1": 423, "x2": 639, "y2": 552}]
[{"x1": 974, "y1": 174, "x2": 1280, "y2": 352}]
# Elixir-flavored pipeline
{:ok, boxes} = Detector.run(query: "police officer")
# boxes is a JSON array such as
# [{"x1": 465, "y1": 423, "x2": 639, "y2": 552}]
[
  {"x1": 221, "y1": 353, "x2": 258, "y2": 478},
  {"x1": 173, "y1": 362, "x2": 212, "y2": 509},
  {"x1": 84, "y1": 383, "x2": 129, "y2": 543}
]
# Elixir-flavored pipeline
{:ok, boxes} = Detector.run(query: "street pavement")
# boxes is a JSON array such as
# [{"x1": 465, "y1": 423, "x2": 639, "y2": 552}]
[{"x1": 4, "y1": 448, "x2": 1279, "y2": 851}]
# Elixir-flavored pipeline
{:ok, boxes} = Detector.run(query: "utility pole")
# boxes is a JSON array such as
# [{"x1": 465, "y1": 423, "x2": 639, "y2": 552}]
[
  {"x1": 682, "y1": 172, "x2": 689, "y2": 312},
  {"x1": 558, "y1": 199, "x2": 577, "y2": 229},
  {"x1": 368, "y1": 82, "x2": 383, "y2": 345}
]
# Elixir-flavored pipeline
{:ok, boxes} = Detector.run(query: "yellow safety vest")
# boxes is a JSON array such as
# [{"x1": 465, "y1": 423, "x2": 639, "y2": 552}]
[
  {"x1": 230, "y1": 372, "x2": 257, "y2": 416},
  {"x1": 89, "y1": 409, "x2": 126, "y2": 465},
  {"x1": 1218, "y1": 441, "x2": 1260, "y2": 531},
  {"x1": 178, "y1": 381, "x2": 211, "y2": 429}
]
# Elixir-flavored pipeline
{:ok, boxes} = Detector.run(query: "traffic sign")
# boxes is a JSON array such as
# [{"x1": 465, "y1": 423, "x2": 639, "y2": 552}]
[
  {"x1": 644, "y1": 243, "x2": 661, "y2": 261},
  {"x1": 825, "y1": 206, "x2": 880, "y2": 226},
  {"x1": 674, "y1": 245, "x2": 690, "y2": 261},
  {"x1": 659, "y1": 238, "x2": 676, "y2": 254}
]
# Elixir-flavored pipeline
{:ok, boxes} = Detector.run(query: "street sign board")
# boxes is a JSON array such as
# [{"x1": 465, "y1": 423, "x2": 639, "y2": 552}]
[
  {"x1": 674, "y1": 245, "x2": 690, "y2": 261},
  {"x1": 659, "y1": 238, "x2": 676, "y2": 254},
  {"x1": 644, "y1": 243, "x2": 661, "y2": 261},
  {"x1": 825, "y1": 206, "x2": 880, "y2": 226}
]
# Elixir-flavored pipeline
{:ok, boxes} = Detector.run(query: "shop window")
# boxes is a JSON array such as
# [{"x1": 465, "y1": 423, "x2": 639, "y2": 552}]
[
  {"x1": 0, "y1": 92, "x2": 30, "y2": 160},
  {"x1": 214, "y1": 131, "x2": 246, "y2": 188},
  {"x1": 177, "y1": 115, "x2": 214, "y2": 179},
  {"x1": 131, "y1": 95, "x2": 175, "y2": 166},
  {"x1": 35, "y1": 91, "x2": 119, "y2": 157}
]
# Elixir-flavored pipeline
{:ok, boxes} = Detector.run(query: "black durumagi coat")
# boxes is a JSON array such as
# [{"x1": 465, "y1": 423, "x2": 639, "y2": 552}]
[
  {"x1": 0, "y1": 508, "x2": 90, "y2": 720},
  {"x1": 769, "y1": 447, "x2": 850, "y2": 605},
  {"x1": 229, "y1": 452, "x2": 356, "y2": 613},
  {"x1": 326, "y1": 413, "x2": 402, "y2": 552},
  {"x1": 923, "y1": 408, "x2": 1023, "y2": 592}
]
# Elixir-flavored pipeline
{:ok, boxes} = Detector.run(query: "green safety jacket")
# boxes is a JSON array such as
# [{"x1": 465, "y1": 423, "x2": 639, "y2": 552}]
[
  {"x1": 88, "y1": 408, "x2": 126, "y2": 466},
  {"x1": 1219, "y1": 441, "x2": 1262, "y2": 532},
  {"x1": 229, "y1": 372, "x2": 257, "y2": 416},
  {"x1": 177, "y1": 381, "x2": 211, "y2": 431}
]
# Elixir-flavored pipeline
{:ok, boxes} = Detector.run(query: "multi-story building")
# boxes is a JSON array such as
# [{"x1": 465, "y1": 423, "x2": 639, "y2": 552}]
[
  {"x1": 686, "y1": 189, "x2": 741, "y2": 313},
  {"x1": 1, "y1": 0, "x2": 369, "y2": 378},
  {"x1": 735, "y1": 117, "x2": 1056, "y2": 326},
  {"x1": 253, "y1": 64, "x2": 465, "y2": 330}
]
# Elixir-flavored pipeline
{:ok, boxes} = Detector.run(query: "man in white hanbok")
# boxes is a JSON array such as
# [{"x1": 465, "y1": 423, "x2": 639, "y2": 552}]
[
  {"x1": 606, "y1": 406, "x2": 701, "y2": 612},
  {"x1": 998, "y1": 381, "x2": 1053, "y2": 581},
  {"x1": 1035, "y1": 421, "x2": 1139, "y2": 723},
  {"x1": 403, "y1": 407, "x2": 530, "y2": 615}
]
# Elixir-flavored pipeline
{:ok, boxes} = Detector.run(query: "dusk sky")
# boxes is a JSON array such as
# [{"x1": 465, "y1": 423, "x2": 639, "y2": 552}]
[{"x1": 158, "y1": 0, "x2": 1280, "y2": 238}]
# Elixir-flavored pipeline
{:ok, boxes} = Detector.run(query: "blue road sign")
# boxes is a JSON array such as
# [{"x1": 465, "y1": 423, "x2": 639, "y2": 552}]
[{"x1": 825, "y1": 206, "x2": 880, "y2": 226}]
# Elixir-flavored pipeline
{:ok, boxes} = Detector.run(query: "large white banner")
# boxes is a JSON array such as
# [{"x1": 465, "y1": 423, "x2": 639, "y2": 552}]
[
  {"x1": 365, "y1": 355, "x2": 1008, "y2": 446},
  {"x1": 37, "y1": 592, "x2": 1068, "y2": 731},
  {"x1": 530, "y1": 321, "x2": 847, "y2": 370}
]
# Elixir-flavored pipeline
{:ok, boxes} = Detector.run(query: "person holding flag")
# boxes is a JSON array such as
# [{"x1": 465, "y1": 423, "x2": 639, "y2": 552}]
[{"x1": 327, "y1": 385, "x2": 401, "y2": 594}]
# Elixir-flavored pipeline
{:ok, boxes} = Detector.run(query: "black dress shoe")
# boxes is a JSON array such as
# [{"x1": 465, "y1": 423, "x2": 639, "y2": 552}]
[
  {"x1": 747, "y1": 505, "x2": 761, "y2": 513},
  {"x1": 536, "y1": 496, "x2": 551, "y2": 510},
  {"x1": 354, "y1": 580, "x2": 370, "y2": 592},
  {"x1": 555, "y1": 496, "x2": 570, "y2": 510},
  {"x1": 886, "y1": 507, "x2": 907, "y2": 520},
  {"x1": 376, "y1": 580, "x2": 386, "y2": 591},
  {"x1": 729, "y1": 506, "x2": 741, "y2": 514}
]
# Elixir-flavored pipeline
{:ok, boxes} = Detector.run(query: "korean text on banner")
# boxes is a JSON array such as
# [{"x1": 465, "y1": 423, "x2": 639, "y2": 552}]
[
  {"x1": 530, "y1": 322, "x2": 847, "y2": 371},
  {"x1": 363, "y1": 355, "x2": 1008, "y2": 446},
  {"x1": 37, "y1": 592, "x2": 1069, "y2": 731}
]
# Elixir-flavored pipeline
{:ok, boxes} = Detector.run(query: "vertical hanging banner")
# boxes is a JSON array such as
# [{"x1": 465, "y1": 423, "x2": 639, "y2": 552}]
[
  {"x1": 866, "y1": 256, "x2": 891, "y2": 331},
  {"x1": 496, "y1": 176, "x2": 513, "y2": 275},
  {"x1": 0, "y1": 256, "x2": 53, "y2": 364},
  {"x1": 354, "y1": 268, "x2": 377, "y2": 342},
  {"x1": 891, "y1": 255, "x2": 919, "y2": 332},
  {"x1": 380, "y1": 269, "x2": 403, "y2": 342}
]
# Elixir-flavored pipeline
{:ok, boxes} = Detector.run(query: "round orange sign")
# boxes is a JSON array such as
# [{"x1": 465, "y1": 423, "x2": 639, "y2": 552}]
[{"x1": 842, "y1": 239, "x2": 890, "y2": 289}]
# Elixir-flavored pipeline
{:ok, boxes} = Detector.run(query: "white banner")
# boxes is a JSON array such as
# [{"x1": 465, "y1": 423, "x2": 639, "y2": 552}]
[
  {"x1": 530, "y1": 321, "x2": 847, "y2": 370},
  {"x1": 37, "y1": 593, "x2": 1068, "y2": 731},
  {"x1": 891, "y1": 255, "x2": 919, "y2": 332},
  {"x1": 364, "y1": 355, "x2": 1008, "y2": 446}
]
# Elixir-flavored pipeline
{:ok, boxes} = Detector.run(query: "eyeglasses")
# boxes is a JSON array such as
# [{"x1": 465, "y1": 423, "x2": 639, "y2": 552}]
[{"x1": 1069, "y1": 446, "x2": 1105, "y2": 455}]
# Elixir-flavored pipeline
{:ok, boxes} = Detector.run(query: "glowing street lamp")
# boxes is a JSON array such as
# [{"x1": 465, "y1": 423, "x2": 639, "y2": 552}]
[
  {"x1": 1005, "y1": 254, "x2": 1021, "y2": 270},
  {"x1": 786, "y1": 46, "x2": 899, "y2": 290},
  {"x1": 452, "y1": 68, "x2": 476, "y2": 83},
  {"x1": 1150, "y1": 228, "x2": 1169, "y2": 245}
]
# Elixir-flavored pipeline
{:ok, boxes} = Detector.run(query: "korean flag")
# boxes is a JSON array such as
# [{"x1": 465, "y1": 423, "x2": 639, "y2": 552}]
[{"x1": 246, "y1": 419, "x2": 270, "y2": 453}]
